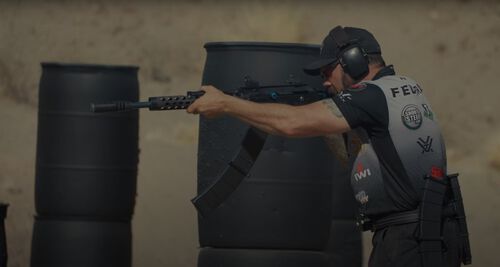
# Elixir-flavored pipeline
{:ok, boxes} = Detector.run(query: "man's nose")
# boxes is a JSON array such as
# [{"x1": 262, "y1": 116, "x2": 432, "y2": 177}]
[{"x1": 323, "y1": 80, "x2": 332, "y2": 88}]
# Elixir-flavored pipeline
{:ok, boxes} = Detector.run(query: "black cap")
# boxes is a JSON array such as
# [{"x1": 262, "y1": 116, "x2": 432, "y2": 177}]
[{"x1": 304, "y1": 26, "x2": 381, "y2": 75}]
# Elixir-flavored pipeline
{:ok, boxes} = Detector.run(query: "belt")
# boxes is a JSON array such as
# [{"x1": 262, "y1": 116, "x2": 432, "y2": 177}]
[
  {"x1": 370, "y1": 203, "x2": 458, "y2": 232},
  {"x1": 371, "y1": 209, "x2": 420, "y2": 231}
]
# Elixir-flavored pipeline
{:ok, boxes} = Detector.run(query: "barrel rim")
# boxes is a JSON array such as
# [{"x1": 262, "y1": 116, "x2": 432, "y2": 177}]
[
  {"x1": 204, "y1": 41, "x2": 320, "y2": 50},
  {"x1": 41, "y1": 62, "x2": 139, "y2": 71}
]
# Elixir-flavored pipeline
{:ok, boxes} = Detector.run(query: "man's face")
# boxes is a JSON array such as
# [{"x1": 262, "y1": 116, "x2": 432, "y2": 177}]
[{"x1": 321, "y1": 63, "x2": 354, "y2": 95}]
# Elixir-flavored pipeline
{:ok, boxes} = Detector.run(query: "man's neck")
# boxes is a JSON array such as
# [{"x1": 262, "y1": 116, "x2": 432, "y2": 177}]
[{"x1": 363, "y1": 64, "x2": 384, "y2": 81}]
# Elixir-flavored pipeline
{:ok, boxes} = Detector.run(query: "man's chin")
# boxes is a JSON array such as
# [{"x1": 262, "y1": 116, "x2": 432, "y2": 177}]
[{"x1": 326, "y1": 87, "x2": 340, "y2": 95}]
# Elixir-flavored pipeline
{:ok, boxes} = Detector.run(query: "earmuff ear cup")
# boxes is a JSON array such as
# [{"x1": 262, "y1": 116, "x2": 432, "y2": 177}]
[
  {"x1": 331, "y1": 26, "x2": 370, "y2": 81},
  {"x1": 339, "y1": 46, "x2": 369, "y2": 81}
]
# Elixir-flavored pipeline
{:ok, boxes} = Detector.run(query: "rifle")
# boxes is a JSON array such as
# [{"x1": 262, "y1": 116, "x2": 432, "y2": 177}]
[
  {"x1": 90, "y1": 77, "x2": 329, "y2": 216},
  {"x1": 90, "y1": 77, "x2": 328, "y2": 113}
]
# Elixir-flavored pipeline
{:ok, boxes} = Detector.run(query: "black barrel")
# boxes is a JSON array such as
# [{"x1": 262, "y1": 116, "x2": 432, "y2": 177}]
[
  {"x1": 197, "y1": 42, "x2": 334, "y2": 250},
  {"x1": 0, "y1": 204, "x2": 7, "y2": 267},
  {"x1": 35, "y1": 63, "x2": 139, "y2": 220},
  {"x1": 31, "y1": 218, "x2": 131, "y2": 267},
  {"x1": 198, "y1": 247, "x2": 330, "y2": 267}
]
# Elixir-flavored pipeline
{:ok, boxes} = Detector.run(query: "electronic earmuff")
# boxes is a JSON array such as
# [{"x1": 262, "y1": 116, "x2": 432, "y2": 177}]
[{"x1": 331, "y1": 26, "x2": 369, "y2": 81}]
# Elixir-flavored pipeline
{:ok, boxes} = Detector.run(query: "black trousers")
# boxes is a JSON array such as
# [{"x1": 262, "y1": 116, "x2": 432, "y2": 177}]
[{"x1": 369, "y1": 218, "x2": 462, "y2": 267}]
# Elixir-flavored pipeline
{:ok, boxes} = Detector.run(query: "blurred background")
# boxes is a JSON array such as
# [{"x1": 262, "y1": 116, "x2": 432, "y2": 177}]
[{"x1": 0, "y1": 0, "x2": 499, "y2": 266}]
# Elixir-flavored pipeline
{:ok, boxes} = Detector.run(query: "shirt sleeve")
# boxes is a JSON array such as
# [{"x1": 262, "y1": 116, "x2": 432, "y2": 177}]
[{"x1": 332, "y1": 84, "x2": 389, "y2": 131}]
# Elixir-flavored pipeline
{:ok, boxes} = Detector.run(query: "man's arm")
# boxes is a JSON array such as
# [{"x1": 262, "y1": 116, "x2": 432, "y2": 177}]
[
  {"x1": 323, "y1": 133, "x2": 349, "y2": 167},
  {"x1": 187, "y1": 85, "x2": 351, "y2": 138}
]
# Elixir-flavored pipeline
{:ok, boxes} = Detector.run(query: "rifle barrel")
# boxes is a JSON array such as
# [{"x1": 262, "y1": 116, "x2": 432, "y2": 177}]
[{"x1": 90, "y1": 101, "x2": 150, "y2": 113}]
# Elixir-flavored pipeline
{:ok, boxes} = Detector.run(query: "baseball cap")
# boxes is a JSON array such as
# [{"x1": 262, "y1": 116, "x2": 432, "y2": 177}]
[{"x1": 304, "y1": 26, "x2": 381, "y2": 75}]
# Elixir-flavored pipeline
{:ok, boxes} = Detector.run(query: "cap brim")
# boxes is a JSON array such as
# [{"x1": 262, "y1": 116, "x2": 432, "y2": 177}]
[{"x1": 303, "y1": 58, "x2": 337, "y2": 76}]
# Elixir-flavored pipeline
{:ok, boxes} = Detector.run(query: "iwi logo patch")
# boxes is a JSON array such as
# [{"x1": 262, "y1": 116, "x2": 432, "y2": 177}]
[{"x1": 354, "y1": 163, "x2": 371, "y2": 182}]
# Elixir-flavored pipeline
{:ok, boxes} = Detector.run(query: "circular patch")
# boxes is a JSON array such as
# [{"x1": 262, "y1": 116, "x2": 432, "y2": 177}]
[{"x1": 401, "y1": 104, "x2": 423, "y2": 130}]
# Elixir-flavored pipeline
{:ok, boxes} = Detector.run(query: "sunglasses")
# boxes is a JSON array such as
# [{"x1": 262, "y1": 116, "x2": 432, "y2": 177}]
[{"x1": 320, "y1": 62, "x2": 338, "y2": 80}]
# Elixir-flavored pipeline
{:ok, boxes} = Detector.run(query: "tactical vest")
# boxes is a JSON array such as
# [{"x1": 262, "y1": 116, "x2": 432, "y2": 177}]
[{"x1": 349, "y1": 75, "x2": 447, "y2": 216}]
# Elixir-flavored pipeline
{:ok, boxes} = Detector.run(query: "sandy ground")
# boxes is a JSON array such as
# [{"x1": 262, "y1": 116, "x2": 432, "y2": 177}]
[{"x1": 0, "y1": 0, "x2": 499, "y2": 266}]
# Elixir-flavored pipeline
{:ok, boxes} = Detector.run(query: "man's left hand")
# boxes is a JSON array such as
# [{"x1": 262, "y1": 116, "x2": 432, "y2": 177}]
[{"x1": 187, "y1": 85, "x2": 228, "y2": 119}]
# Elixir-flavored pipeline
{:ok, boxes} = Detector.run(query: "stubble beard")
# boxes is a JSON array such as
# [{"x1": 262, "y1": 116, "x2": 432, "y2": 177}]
[{"x1": 341, "y1": 73, "x2": 353, "y2": 91}]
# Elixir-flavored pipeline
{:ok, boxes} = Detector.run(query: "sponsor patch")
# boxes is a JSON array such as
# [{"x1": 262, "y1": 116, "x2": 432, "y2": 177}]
[
  {"x1": 422, "y1": 104, "x2": 434, "y2": 120},
  {"x1": 431, "y1": 166, "x2": 444, "y2": 179},
  {"x1": 338, "y1": 91, "x2": 352, "y2": 102},
  {"x1": 390, "y1": 84, "x2": 422, "y2": 97},
  {"x1": 354, "y1": 163, "x2": 371, "y2": 182},
  {"x1": 355, "y1": 191, "x2": 369, "y2": 204},
  {"x1": 417, "y1": 136, "x2": 434, "y2": 153},
  {"x1": 401, "y1": 104, "x2": 423, "y2": 130}
]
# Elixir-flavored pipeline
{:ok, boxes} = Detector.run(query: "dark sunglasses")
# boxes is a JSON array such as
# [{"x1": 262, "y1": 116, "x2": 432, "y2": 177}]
[{"x1": 320, "y1": 62, "x2": 338, "y2": 79}]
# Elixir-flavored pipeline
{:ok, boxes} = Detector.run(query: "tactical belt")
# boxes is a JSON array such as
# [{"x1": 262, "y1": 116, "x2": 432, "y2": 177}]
[
  {"x1": 368, "y1": 203, "x2": 459, "y2": 232},
  {"x1": 371, "y1": 209, "x2": 420, "y2": 231}
]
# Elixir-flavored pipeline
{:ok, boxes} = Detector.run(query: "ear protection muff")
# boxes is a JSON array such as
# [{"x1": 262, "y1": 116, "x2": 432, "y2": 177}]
[{"x1": 331, "y1": 26, "x2": 369, "y2": 81}]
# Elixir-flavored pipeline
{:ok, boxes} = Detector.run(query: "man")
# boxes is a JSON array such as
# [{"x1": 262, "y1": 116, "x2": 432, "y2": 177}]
[{"x1": 187, "y1": 26, "x2": 467, "y2": 267}]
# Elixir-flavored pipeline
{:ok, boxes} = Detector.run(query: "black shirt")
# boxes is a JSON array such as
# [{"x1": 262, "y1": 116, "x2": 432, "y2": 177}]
[{"x1": 333, "y1": 65, "x2": 423, "y2": 216}]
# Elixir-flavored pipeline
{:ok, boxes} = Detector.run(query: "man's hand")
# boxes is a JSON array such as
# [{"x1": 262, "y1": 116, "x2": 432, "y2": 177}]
[{"x1": 187, "y1": 85, "x2": 228, "y2": 119}]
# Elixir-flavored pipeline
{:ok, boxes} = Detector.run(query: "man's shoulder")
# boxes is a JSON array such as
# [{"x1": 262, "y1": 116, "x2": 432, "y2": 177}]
[
  {"x1": 334, "y1": 82, "x2": 390, "y2": 129},
  {"x1": 365, "y1": 75, "x2": 420, "y2": 88},
  {"x1": 342, "y1": 82, "x2": 385, "y2": 100},
  {"x1": 335, "y1": 83, "x2": 387, "y2": 114},
  {"x1": 346, "y1": 81, "x2": 380, "y2": 91}
]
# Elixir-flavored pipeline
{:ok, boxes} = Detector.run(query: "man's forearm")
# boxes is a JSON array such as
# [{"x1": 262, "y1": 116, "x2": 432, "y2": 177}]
[
  {"x1": 187, "y1": 85, "x2": 350, "y2": 137},
  {"x1": 223, "y1": 96, "x2": 297, "y2": 137}
]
